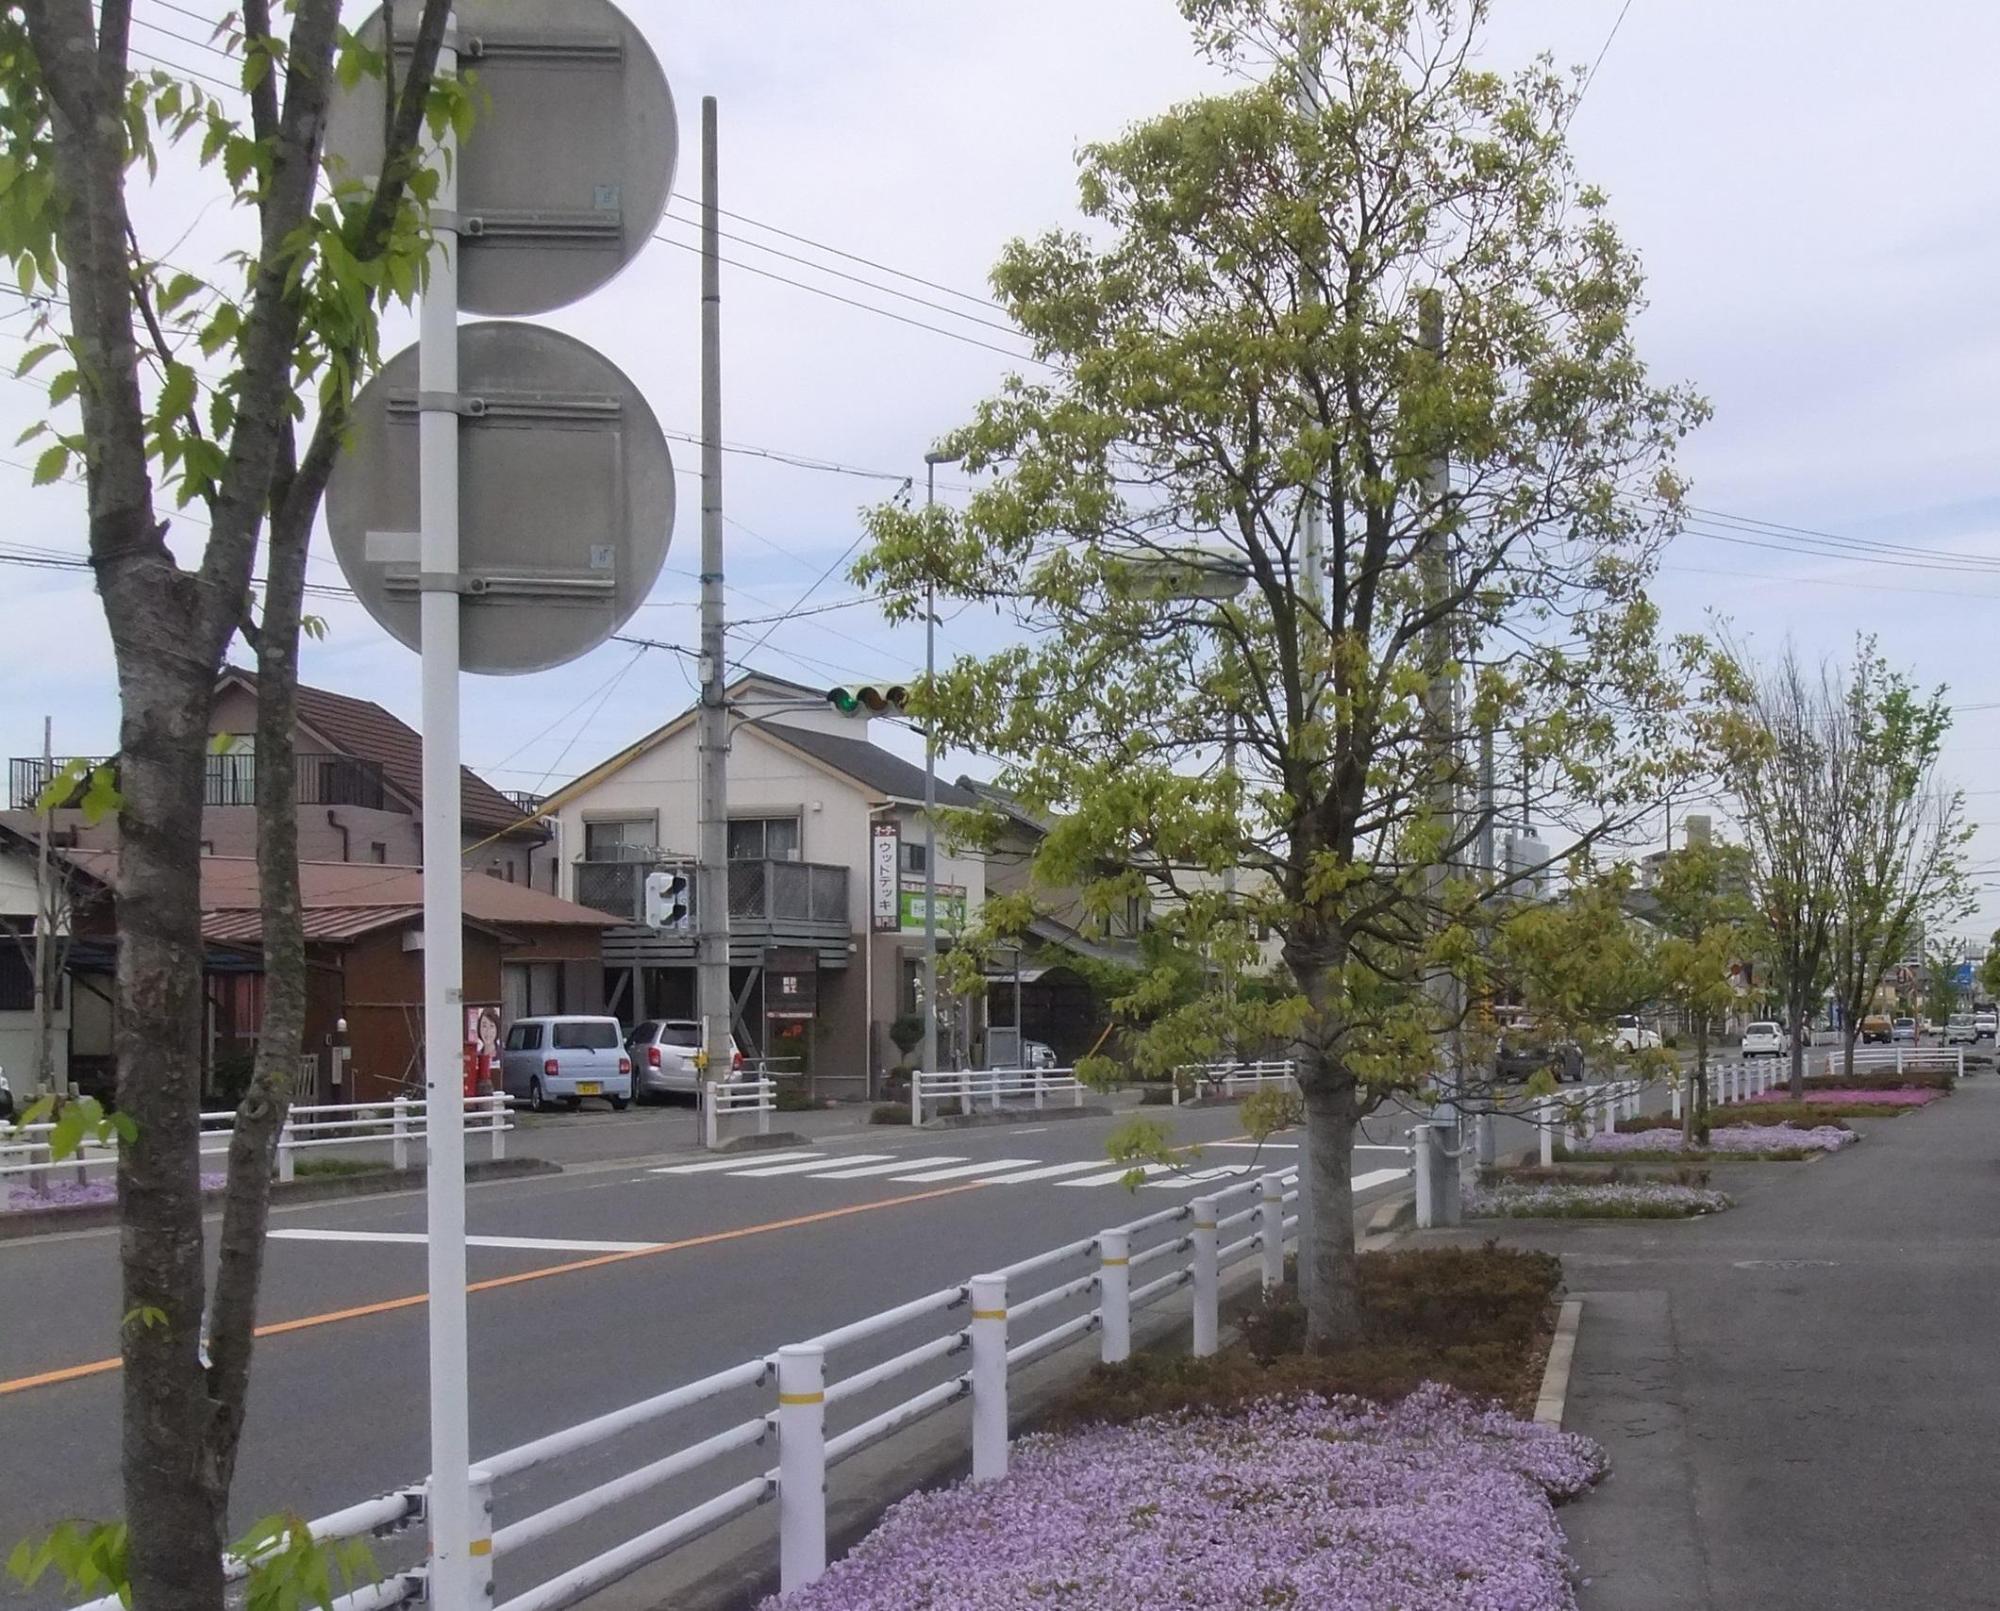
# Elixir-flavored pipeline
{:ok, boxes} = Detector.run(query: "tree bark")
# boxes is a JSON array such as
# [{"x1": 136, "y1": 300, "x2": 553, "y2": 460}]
[
  {"x1": 1299, "y1": 1076, "x2": 1362, "y2": 1348},
  {"x1": 1686, "y1": 1012, "x2": 1708, "y2": 1146}
]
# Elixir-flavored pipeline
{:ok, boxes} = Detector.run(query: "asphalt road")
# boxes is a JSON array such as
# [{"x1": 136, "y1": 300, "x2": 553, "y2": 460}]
[{"x1": 0, "y1": 1098, "x2": 1423, "y2": 1611}]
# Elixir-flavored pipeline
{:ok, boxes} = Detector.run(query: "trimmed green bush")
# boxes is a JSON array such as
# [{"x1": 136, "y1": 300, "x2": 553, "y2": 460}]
[{"x1": 869, "y1": 1102, "x2": 912, "y2": 1125}]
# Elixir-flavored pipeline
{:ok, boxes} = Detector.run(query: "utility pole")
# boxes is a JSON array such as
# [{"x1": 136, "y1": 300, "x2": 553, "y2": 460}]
[
  {"x1": 697, "y1": 96, "x2": 732, "y2": 1074},
  {"x1": 918, "y1": 451, "x2": 963, "y2": 1077},
  {"x1": 1476, "y1": 721, "x2": 1496, "y2": 883},
  {"x1": 1416, "y1": 291, "x2": 1460, "y2": 1099},
  {"x1": 31, "y1": 715, "x2": 54, "y2": 1094}
]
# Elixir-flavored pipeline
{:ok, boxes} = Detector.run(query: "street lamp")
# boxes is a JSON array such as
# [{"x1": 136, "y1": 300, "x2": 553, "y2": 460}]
[{"x1": 920, "y1": 448, "x2": 964, "y2": 1081}]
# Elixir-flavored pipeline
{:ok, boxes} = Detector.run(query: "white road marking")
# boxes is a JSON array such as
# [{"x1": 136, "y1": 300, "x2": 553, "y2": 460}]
[
  {"x1": 1350, "y1": 1167, "x2": 1413, "y2": 1193},
  {"x1": 1207, "y1": 1141, "x2": 1299, "y2": 1150},
  {"x1": 730, "y1": 1153, "x2": 896, "y2": 1178},
  {"x1": 650, "y1": 1151, "x2": 823, "y2": 1174},
  {"x1": 1141, "y1": 1165, "x2": 1259, "y2": 1190},
  {"x1": 809, "y1": 1156, "x2": 969, "y2": 1180},
  {"x1": 269, "y1": 1229, "x2": 663, "y2": 1253},
  {"x1": 1009, "y1": 1127, "x2": 1051, "y2": 1136},
  {"x1": 889, "y1": 1157, "x2": 1040, "y2": 1182},
  {"x1": 1060, "y1": 1164, "x2": 1171, "y2": 1187},
  {"x1": 967, "y1": 1160, "x2": 1115, "y2": 1185},
  {"x1": 1354, "y1": 1144, "x2": 1414, "y2": 1153}
]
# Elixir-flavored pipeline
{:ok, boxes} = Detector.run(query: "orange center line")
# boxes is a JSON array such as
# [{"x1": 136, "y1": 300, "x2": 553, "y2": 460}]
[{"x1": 0, "y1": 1181, "x2": 990, "y2": 1399}]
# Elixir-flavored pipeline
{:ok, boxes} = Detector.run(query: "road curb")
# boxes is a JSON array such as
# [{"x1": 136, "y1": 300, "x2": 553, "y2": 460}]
[
  {"x1": 0, "y1": 1154, "x2": 560, "y2": 1241},
  {"x1": 1535, "y1": 1297, "x2": 1583, "y2": 1428},
  {"x1": 924, "y1": 1105, "x2": 1112, "y2": 1130}
]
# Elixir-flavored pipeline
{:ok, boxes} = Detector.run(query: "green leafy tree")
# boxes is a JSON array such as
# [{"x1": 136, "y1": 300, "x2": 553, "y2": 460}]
[
  {"x1": 1649, "y1": 840, "x2": 1753, "y2": 1141},
  {"x1": 857, "y1": 0, "x2": 1704, "y2": 1344},
  {"x1": 0, "y1": 6, "x2": 461, "y2": 1606},
  {"x1": 1924, "y1": 943, "x2": 1963, "y2": 1023},
  {"x1": 1823, "y1": 645, "x2": 1970, "y2": 1076},
  {"x1": 1978, "y1": 931, "x2": 2000, "y2": 1004}
]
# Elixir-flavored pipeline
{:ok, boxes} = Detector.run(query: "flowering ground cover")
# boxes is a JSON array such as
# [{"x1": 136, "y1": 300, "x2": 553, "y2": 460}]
[
  {"x1": 1, "y1": 1172, "x2": 226, "y2": 1214},
  {"x1": 1564, "y1": 1123, "x2": 1855, "y2": 1160},
  {"x1": 766, "y1": 1383, "x2": 1605, "y2": 1611},
  {"x1": 1748, "y1": 1087, "x2": 1938, "y2": 1107},
  {"x1": 1468, "y1": 1180, "x2": 1732, "y2": 1218}
]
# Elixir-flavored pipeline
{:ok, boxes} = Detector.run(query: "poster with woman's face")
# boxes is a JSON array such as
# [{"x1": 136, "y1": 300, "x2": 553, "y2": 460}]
[{"x1": 465, "y1": 1006, "x2": 502, "y2": 1056}]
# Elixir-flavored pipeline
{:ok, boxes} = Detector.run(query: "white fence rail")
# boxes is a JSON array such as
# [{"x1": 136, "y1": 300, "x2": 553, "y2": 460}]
[
  {"x1": 910, "y1": 1066, "x2": 1085, "y2": 1126},
  {"x1": 1, "y1": 1095, "x2": 512, "y2": 1191},
  {"x1": 701, "y1": 1078, "x2": 775, "y2": 1151},
  {"x1": 69, "y1": 1164, "x2": 1307, "y2": 1611},
  {"x1": 1815, "y1": 1046, "x2": 1962, "y2": 1079},
  {"x1": 1172, "y1": 1060, "x2": 1299, "y2": 1105}
]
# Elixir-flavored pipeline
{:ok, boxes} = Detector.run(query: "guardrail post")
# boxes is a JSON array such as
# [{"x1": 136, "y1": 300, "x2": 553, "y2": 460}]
[
  {"x1": 909, "y1": 1073, "x2": 923, "y2": 1127},
  {"x1": 969, "y1": 1273, "x2": 1008, "y2": 1482},
  {"x1": 276, "y1": 1117, "x2": 295, "y2": 1183},
  {"x1": 758, "y1": 1080, "x2": 772, "y2": 1138},
  {"x1": 488, "y1": 1099, "x2": 506, "y2": 1163},
  {"x1": 1412, "y1": 1125, "x2": 1435, "y2": 1228},
  {"x1": 1671, "y1": 1077, "x2": 1683, "y2": 1121},
  {"x1": 1033, "y1": 1068, "x2": 1046, "y2": 1110},
  {"x1": 391, "y1": 1097, "x2": 410, "y2": 1173},
  {"x1": 1072, "y1": 1073, "x2": 1083, "y2": 1109},
  {"x1": 777, "y1": 1344, "x2": 827, "y2": 1593},
  {"x1": 1600, "y1": 1088, "x2": 1617, "y2": 1136},
  {"x1": 468, "y1": 1467, "x2": 495, "y2": 1605},
  {"x1": 1191, "y1": 1195, "x2": 1219, "y2": 1357},
  {"x1": 1098, "y1": 1229, "x2": 1131, "y2": 1363},
  {"x1": 1957, "y1": 1048, "x2": 1965, "y2": 1079},
  {"x1": 1539, "y1": 1096, "x2": 1556, "y2": 1167},
  {"x1": 960, "y1": 1071, "x2": 973, "y2": 1118},
  {"x1": 1258, "y1": 1175, "x2": 1284, "y2": 1292}
]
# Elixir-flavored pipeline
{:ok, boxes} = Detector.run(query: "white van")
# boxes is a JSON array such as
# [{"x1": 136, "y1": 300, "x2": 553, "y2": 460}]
[{"x1": 500, "y1": 1016, "x2": 633, "y2": 1112}]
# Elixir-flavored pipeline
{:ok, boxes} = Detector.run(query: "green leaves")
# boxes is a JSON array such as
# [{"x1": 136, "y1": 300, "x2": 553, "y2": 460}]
[
  {"x1": 232, "y1": 1515, "x2": 377, "y2": 1611},
  {"x1": 29, "y1": 442, "x2": 66, "y2": 485},
  {"x1": 9, "y1": 1521, "x2": 129, "y2": 1607},
  {"x1": 8, "y1": 1092, "x2": 126, "y2": 1161}
]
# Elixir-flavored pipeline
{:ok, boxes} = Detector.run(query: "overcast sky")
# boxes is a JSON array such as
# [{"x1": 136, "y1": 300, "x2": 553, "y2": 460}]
[{"x1": 4, "y1": 0, "x2": 2000, "y2": 938}]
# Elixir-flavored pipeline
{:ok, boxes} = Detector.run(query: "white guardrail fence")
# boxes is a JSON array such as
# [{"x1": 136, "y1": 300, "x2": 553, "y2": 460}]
[
  {"x1": 910, "y1": 1066, "x2": 1086, "y2": 1125},
  {"x1": 68, "y1": 1166, "x2": 1306, "y2": 1611},
  {"x1": 1816, "y1": 1045, "x2": 1962, "y2": 1078},
  {"x1": 0, "y1": 1095, "x2": 512, "y2": 1191},
  {"x1": 1172, "y1": 1060, "x2": 1299, "y2": 1105},
  {"x1": 700, "y1": 1077, "x2": 776, "y2": 1150}
]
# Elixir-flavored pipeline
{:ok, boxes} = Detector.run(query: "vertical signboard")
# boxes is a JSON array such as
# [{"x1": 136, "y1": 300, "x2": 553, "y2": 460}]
[{"x1": 871, "y1": 820, "x2": 900, "y2": 933}]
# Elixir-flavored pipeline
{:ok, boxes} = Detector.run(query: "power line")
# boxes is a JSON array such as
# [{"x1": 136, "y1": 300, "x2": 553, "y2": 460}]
[
  {"x1": 1680, "y1": 503, "x2": 2000, "y2": 571},
  {"x1": 649, "y1": 234, "x2": 1053, "y2": 371},
  {"x1": 681, "y1": 200, "x2": 1001, "y2": 313},
  {"x1": 655, "y1": 209, "x2": 1024, "y2": 339},
  {"x1": 131, "y1": 12, "x2": 236, "y2": 61},
  {"x1": 1579, "y1": 0, "x2": 1639, "y2": 105}
]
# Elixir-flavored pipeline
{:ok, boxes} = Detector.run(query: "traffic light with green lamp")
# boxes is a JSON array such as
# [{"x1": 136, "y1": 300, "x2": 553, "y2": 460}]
[{"x1": 826, "y1": 684, "x2": 910, "y2": 715}]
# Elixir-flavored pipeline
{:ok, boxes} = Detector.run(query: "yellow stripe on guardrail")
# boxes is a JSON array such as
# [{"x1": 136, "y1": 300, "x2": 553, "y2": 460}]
[
  {"x1": 469, "y1": 1540, "x2": 492, "y2": 1558},
  {"x1": 971, "y1": 1308, "x2": 1007, "y2": 1321},
  {"x1": 1100, "y1": 1256, "x2": 1129, "y2": 1267},
  {"x1": 777, "y1": 1391, "x2": 825, "y2": 1406}
]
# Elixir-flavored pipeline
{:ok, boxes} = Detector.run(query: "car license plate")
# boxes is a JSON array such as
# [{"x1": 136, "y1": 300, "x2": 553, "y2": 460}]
[{"x1": 577, "y1": 1081, "x2": 602, "y2": 1096}]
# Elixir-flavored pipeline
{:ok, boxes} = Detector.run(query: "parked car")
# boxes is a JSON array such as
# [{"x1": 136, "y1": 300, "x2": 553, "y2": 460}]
[
  {"x1": 1977, "y1": 1012, "x2": 1998, "y2": 1044},
  {"x1": 1495, "y1": 1031, "x2": 1584, "y2": 1084},
  {"x1": 500, "y1": 1016, "x2": 633, "y2": 1112},
  {"x1": 1890, "y1": 1017, "x2": 1917, "y2": 1045},
  {"x1": 1859, "y1": 1013, "x2": 1894, "y2": 1045},
  {"x1": 625, "y1": 1020, "x2": 742, "y2": 1100},
  {"x1": 1741, "y1": 1021, "x2": 1787, "y2": 1058},
  {"x1": 1945, "y1": 1013, "x2": 1978, "y2": 1046},
  {"x1": 1021, "y1": 1040, "x2": 1060, "y2": 1069},
  {"x1": 1611, "y1": 1014, "x2": 1661, "y2": 1053}
]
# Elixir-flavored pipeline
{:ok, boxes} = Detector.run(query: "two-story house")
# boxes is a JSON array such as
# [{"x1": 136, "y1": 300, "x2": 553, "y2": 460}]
[{"x1": 542, "y1": 671, "x2": 987, "y2": 1093}]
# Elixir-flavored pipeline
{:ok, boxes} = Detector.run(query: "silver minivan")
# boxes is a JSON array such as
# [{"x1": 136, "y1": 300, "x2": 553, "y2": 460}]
[{"x1": 500, "y1": 1016, "x2": 633, "y2": 1112}]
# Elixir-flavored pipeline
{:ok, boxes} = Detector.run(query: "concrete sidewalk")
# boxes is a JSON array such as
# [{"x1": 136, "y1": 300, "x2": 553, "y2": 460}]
[{"x1": 1416, "y1": 1080, "x2": 2000, "y2": 1610}]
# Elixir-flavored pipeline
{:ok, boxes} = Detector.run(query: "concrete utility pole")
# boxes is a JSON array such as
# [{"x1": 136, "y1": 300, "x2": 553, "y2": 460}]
[
  {"x1": 919, "y1": 451, "x2": 964, "y2": 1077},
  {"x1": 1416, "y1": 291, "x2": 1461, "y2": 1097},
  {"x1": 697, "y1": 97, "x2": 732, "y2": 1072},
  {"x1": 31, "y1": 715, "x2": 54, "y2": 1094}
]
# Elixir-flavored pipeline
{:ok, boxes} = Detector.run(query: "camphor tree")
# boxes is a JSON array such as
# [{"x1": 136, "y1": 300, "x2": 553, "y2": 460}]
[
  {"x1": 857, "y1": 0, "x2": 1705, "y2": 1345},
  {"x1": 1824, "y1": 645, "x2": 1969, "y2": 1076},
  {"x1": 0, "y1": 6, "x2": 460, "y2": 1607}
]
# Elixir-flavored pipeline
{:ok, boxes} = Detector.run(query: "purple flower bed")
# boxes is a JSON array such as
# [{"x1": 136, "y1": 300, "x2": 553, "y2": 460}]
[
  {"x1": 765, "y1": 1383, "x2": 1605, "y2": 1611},
  {"x1": 1569, "y1": 1123, "x2": 1855, "y2": 1157},
  {"x1": 1749, "y1": 1087, "x2": 1939, "y2": 1106},
  {"x1": 1469, "y1": 1181, "x2": 1732, "y2": 1218},
  {"x1": 2, "y1": 1172, "x2": 226, "y2": 1215}
]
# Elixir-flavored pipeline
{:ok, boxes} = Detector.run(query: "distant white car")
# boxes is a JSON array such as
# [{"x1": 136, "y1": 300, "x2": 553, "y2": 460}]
[
  {"x1": 1741, "y1": 1021, "x2": 1787, "y2": 1058},
  {"x1": 1978, "y1": 1012, "x2": 1998, "y2": 1044},
  {"x1": 1021, "y1": 1040, "x2": 1060, "y2": 1069},
  {"x1": 1611, "y1": 1014, "x2": 1661, "y2": 1053},
  {"x1": 1890, "y1": 1017, "x2": 1917, "y2": 1045},
  {"x1": 1945, "y1": 1013, "x2": 1977, "y2": 1046}
]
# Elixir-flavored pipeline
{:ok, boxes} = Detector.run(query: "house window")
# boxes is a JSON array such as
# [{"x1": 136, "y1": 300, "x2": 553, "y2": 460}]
[
  {"x1": 584, "y1": 818, "x2": 655, "y2": 861},
  {"x1": 0, "y1": 942, "x2": 34, "y2": 1012},
  {"x1": 728, "y1": 816, "x2": 800, "y2": 861},
  {"x1": 371, "y1": 842, "x2": 388, "y2": 864},
  {"x1": 900, "y1": 841, "x2": 927, "y2": 875}
]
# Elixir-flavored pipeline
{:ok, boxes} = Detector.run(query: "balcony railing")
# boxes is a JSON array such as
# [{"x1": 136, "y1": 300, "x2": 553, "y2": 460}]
[
  {"x1": 10, "y1": 753, "x2": 389, "y2": 811},
  {"x1": 575, "y1": 857, "x2": 849, "y2": 928}
]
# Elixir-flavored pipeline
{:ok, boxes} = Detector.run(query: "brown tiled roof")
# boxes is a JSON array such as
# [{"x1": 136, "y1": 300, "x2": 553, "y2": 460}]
[
  {"x1": 220, "y1": 667, "x2": 533, "y2": 836},
  {"x1": 61, "y1": 852, "x2": 619, "y2": 945}
]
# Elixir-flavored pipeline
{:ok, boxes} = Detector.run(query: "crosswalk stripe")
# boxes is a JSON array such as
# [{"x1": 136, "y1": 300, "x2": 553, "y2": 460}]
[
  {"x1": 809, "y1": 1156, "x2": 969, "y2": 1180},
  {"x1": 889, "y1": 1157, "x2": 1040, "y2": 1182},
  {"x1": 967, "y1": 1160, "x2": 1115, "y2": 1185},
  {"x1": 731, "y1": 1154, "x2": 896, "y2": 1178},
  {"x1": 1060, "y1": 1164, "x2": 1169, "y2": 1188},
  {"x1": 1351, "y1": 1167, "x2": 1412, "y2": 1192},
  {"x1": 650, "y1": 1152, "x2": 823, "y2": 1174}
]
